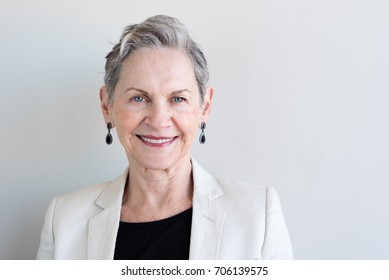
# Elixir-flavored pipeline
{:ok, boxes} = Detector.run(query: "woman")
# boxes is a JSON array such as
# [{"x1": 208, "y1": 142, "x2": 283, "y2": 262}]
[{"x1": 37, "y1": 15, "x2": 293, "y2": 260}]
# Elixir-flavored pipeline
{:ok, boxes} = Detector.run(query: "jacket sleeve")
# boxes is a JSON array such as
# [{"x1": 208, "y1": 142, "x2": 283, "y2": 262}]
[
  {"x1": 36, "y1": 197, "x2": 57, "y2": 259},
  {"x1": 261, "y1": 188, "x2": 293, "y2": 259}
]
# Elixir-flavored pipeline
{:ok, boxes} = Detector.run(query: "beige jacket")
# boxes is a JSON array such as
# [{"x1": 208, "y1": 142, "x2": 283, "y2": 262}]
[{"x1": 37, "y1": 159, "x2": 293, "y2": 259}]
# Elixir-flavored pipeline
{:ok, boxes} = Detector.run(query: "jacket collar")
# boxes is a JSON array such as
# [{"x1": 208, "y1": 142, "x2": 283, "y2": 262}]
[
  {"x1": 87, "y1": 158, "x2": 225, "y2": 259},
  {"x1": 189, "y1": 159, "x2": 226, "y2": 259},
  {"x1": 87, "y1": 168, "x2": 127, "y2": 259}
]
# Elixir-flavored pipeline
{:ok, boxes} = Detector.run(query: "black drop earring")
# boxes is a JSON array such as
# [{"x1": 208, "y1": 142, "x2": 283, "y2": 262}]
[
  {"x1": 105, "y1": 122, "x2": 113, "y2": 145},
  {"x1": 199, "y1": 122, "x2": 206, "y2": 144}
]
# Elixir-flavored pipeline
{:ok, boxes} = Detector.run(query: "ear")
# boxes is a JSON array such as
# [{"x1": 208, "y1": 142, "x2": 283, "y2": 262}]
[
  {"x1": 200, "y1": 86, "x2": 213, "y2": 123},
  {"x1": 99, "y1": 86, "x2": 113, "y2": 125}
]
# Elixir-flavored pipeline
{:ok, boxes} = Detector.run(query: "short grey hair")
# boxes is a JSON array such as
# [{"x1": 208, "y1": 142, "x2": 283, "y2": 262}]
[{"x1": 104, "y1": 15, "x2": 209, "y2": 104}]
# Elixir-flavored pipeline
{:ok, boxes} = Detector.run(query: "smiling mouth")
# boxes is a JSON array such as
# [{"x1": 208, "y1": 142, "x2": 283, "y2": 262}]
[{"x1": 137, "y1": 135, "x2": 177, "y2": 145}]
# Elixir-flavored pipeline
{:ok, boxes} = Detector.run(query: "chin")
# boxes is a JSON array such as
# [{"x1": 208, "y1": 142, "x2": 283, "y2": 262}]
[
  {"x1": 134, "y1": 151, "x2": 192, "y2": 171},
  {"x1": 133, "y1": 154, "x2": 177, "y2": 170}
]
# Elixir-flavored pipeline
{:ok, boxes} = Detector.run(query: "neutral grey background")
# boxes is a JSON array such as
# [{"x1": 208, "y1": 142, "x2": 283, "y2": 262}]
[{"x1": 1, "y1": 0, "x2": 388, "y2": 259}]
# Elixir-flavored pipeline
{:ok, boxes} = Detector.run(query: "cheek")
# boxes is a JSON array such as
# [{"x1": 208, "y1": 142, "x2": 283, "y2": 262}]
[
  {"x1": 112, "y1": 109, "x2": 142, "y2": 138},
  {"x1": 174, "y1": 102, "x2": 202, "y2": 120},
  {"x1": 176, "y1": 117, "x2": 200, "y2": 141}
]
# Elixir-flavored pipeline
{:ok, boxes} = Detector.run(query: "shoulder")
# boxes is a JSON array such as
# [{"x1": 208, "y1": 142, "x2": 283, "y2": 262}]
[
  {"x1": 54, "y1": 182, "x2": 109, "y2": 208},
  {"x1": 191, "y1": 158, "x2": 275, "y2": 206},
  {"x1": 47, "y1": 182, "x2": 110, "y2": 224},
  {"x1": 212, "y1": 176, "x2": 284, "y2": 221},
  {"x1": 211, "y1": 176, "x2": 273, "y2": 220},
  {"x1": 214, "y1": 176, "x2": 267, "y2": 191},
  {"x1": 215, "y1": 176, "x2": 285, "y2": 211},
  {"x1": 56, "y1": 168, "x2": 128, "y2": 207},
  {"x1": 213, "y1": 176, "x2": 293, "y2": 259},
  {"x1": 214, "y1": 176, "x2": 269, "y2": 201},
  {"x1": 51, "y1": 167, "x2": 128, "y2": 217}
]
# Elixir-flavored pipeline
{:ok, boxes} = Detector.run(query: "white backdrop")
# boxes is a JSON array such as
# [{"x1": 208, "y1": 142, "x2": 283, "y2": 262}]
[{"x1": 1, "y1": 0, "x2": 388, "y2": 259}]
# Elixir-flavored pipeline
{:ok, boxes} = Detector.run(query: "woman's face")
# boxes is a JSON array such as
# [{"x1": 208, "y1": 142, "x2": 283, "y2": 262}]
[{"x1": 100, "y1": 48, "x2": 212, "y2": 171}]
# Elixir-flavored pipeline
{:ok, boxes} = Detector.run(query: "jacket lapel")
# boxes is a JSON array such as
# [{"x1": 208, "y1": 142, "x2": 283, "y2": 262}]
[
  {"x1": 86, "y1": 160, "x2": 225, "y2": 260},
  {"x1": 189, "y1": 159, "x2": 226, "y2": 259},
  {"x1": 87, "y1": 168, "x2": 128, "y2": 259}
]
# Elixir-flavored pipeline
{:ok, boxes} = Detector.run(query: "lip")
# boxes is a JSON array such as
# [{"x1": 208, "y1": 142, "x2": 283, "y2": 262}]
[{"x1": 136, "y1": 135, "x2": 177, "y2": 147}]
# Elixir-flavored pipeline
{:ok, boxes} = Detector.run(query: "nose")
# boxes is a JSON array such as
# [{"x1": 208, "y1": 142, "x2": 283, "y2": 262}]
[{"x1": 144, "y1": 101, "x2": 173, "y2": 129}]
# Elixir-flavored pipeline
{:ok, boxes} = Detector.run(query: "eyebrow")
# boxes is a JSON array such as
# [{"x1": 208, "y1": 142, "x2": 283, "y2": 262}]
[
  {"x1": 124, "y1": 87, "x2": 149, "y2": 95},
  {"x1": 171, "y1": 89, "x2": 192, "y2": 95},
  {"x1": 124, "y1": 87, "x2": 192, "y2": 95}
]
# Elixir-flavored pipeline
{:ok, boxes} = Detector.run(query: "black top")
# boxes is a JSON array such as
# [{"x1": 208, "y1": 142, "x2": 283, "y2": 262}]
[{"x1": 114, "y1": 208, "x2": 193, "y2": 260}]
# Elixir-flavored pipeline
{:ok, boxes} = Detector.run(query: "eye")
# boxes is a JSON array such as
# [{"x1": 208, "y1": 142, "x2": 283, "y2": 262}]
[
  {"x1": 130, "y1": 96, "x2": 145, "y2": 102},
  {"x1": 172, "y1": 96, "x2": 186, "y2": 103}
]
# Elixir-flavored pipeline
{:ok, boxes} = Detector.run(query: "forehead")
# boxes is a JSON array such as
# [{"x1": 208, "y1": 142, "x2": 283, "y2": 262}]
[{"x1": 117, "y1": 48, "x2": 197, "y2": 93}]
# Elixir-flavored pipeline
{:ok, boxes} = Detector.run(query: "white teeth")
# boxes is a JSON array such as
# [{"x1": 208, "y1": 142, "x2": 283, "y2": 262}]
[{"x1": 141, "y1": 136, "x2": 174, "y2": 144}]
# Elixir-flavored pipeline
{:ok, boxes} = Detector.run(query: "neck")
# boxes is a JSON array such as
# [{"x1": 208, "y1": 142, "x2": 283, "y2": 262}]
[{"x1": 121, "y1": 156, "x2": 193, "y2": 222}]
